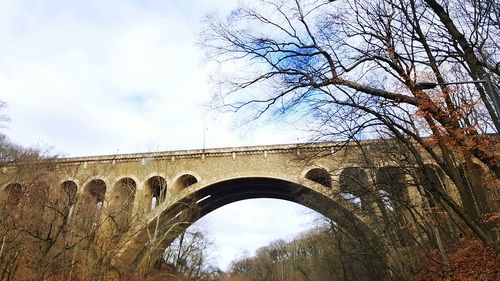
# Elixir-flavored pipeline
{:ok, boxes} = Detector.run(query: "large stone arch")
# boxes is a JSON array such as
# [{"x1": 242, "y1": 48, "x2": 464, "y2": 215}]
[{"x1": 115, "y1": 176, "x2": 381, "y2": 273}]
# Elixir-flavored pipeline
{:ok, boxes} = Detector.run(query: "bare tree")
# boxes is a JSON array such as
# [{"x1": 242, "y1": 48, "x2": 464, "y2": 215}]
[
  {"x1": 0, "y1": 128, "x2": 214, "y2": 281},
  {"x1": 200, "y1": 0, "x2": 499, "y2": 249},
  {"x1": 162, "y1": 228, "x2": 220, "y2": 281},
  {"x1": 0, "y1": 134, "x2": 146, "y2": 280}
]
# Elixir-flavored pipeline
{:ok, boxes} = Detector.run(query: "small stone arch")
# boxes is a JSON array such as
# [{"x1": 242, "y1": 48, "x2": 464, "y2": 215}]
[
  {"x1": 145, "y1": 176, "x2": 168, "y2": 210},
  {"x1": 111, "y1": 175, "x2": 141, "y2": 192},
  {"x1": 1, "y1": 183, "x2": 23, "y2": 206},
  {"x1": 143, "y1": 172, "x2": 168, "y2": 190},
  {"x1": 59, "y1": 180, "x2": 78, "y2": 219},
  {"x1": 416, "y1": 165, "x2": 448, "y2": 207},
  {"x1": 59, "y1": 178, "x2": 81, "y2": 190},
  {"x1": 339, "y1": 167, "x2": 371, "y2": 209},
  {"x1": 85, "y1": 179, "x2": 107, "y2": 203},
  {"x1": 172, "y1": 173, "x2": 199, "y2": 191},
  {"x1": 63, "y1": 177, "x2": 79, "y2": 184},
  {"x1": 304, "y1": 167, "x2": 332, "y2": 188},
  {"x1": 375, "y1": 166, "x2": 408, "y2": 205},
  {"x1": 60, "y1": 180, "x2": 78, "y2": 205},
  {"x1": 415, "y1": 164, "x2": 459, "y2": 238},
  {"x1": 109, "y1": 178, "x2": 137, "y2": 226},
  {"x1": 81, "y1": 177, "x2": 109, "y2": 194},
  {"x1": 457, "y1": 162, "x2": 493, "y2": 216},
  {"x1": 81, "y1": 179, "x2": 107, "y2": 228},
  {"x1": 375, "y1": 166, "x2": 411, "y2": 246}
]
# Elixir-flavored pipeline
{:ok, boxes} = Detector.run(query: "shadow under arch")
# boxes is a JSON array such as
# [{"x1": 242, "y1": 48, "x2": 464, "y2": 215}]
[
  {"x1": 304, "y1": 167, "x2": 332, "y2": 188},
  {"x1": 1, "y1": 183, "x2": 24, "y2": 206},
  {"x1": 116, "y1": 176, "x2": 384, "y2": 275}
]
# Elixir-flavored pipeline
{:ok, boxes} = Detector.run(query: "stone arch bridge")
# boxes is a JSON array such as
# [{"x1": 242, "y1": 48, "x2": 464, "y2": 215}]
[{"x1": 1, "y1": 141, "x2": 461, "y2": 272}]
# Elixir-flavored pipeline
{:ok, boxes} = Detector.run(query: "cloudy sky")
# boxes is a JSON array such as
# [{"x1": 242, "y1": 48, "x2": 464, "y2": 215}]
[{"x1": 0, "y1": 0, "x2": 320, "y2": 269}]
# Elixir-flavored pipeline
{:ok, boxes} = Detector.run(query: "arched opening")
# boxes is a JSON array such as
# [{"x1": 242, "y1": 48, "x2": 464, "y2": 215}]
[
  {"x1": 166, "y1": 199, "x2": 320, "y2": 274},
  {"x1": 117, "y1": 177, "x2": 384, "y2": 278},
  {"x1": 60, "y1": 180, "x2": 78, "y2": 219},
  {"x1": 416, "y1": 165, "x2": 452, "y2": 208},
  {"x1": 416, "y1": 165, "x2": 458, "y2": 242},
  {"x1": 304, "y1": 168, "x2": 332, "y2": 188},
  {"x1": 175, "y1": 174, "x2": 198, "y2": 190},
  {"x1": 26, "y1": 181, "x2": 50, "y2": 229},
  {"x1": 457, "y1": 163, "x2": 492, "y2": 217},
  {"x1": 82, "y1": 179, "x2": 107, "y2": 229},
  {"x1": 375, "y1": 167, "x2": 410, "y2": 246},
  {"x1": 376, "y1": 166, "x2": 408, "y2": 209},
  {"x1": 146, "y1": 176, "x2": 167, "y2": 210},
  {"x1": 110, "y1": 178, "x2": 137, "y2": 227},
  {"x1": 339, "y1": 167, "x2": 371, "y2": 210},
  {"x1": 2, "y1": 183, "x2": 23, "y2": 206}
]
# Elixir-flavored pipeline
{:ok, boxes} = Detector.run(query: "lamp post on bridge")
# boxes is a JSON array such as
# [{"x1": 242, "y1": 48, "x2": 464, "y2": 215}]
[{"x1": 414, "y1": 74, "x2": 500, "y2": 124}]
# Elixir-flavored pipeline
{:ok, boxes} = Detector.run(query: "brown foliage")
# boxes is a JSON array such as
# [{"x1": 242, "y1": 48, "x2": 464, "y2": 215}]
[{"x1": 414, "y1": 234, "x2": 500, "y2": 281}]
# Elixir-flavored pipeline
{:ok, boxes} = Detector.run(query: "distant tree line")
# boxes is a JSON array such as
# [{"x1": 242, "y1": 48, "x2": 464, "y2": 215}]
[{"x1": 226, "y1": 225, "x2": 384, "y2": 281}]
